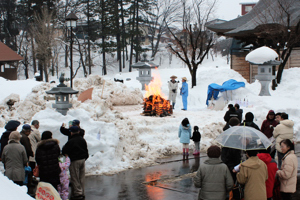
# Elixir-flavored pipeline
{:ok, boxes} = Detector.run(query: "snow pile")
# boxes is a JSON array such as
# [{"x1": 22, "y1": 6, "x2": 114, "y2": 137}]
[
  {"x1": 73, "y1": 75, "x2": 143, "y2": 107},
  {"x1": 245, "y1": 46, "x2": 279, "y2": 64},
  {"x1": 0, "y1": 172, "x2": 34, "y2": 200}
]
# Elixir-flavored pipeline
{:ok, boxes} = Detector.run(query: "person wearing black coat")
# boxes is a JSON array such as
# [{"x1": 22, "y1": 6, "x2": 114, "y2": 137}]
[
  {"x1": 36, "y1": 131, "x2": 61, "y2": 189},
  {"x1": 235, "y1": 103, "x2": 243, "y2": 122},
  {"x1": 20, "y1": 124, "x2": 34, "y2": 160},
  {"x1": 191, "y1": 126, "x2": 201, "y2": 155},
  {"x1": 62, "y1": 126, "x2": 89, "y2": 200},
  {"x1": 241, "y1": 112, "x2": 260, "y2": 130},
  {"x1": 0, "y1": 120, "x2": 20, "y2": 157},
  {"x1": 224, "y1": 106, "x2": 239, "y2": 123},
  {"x1": 60, "y1": 119, "x2": 85, "y2": 140}
]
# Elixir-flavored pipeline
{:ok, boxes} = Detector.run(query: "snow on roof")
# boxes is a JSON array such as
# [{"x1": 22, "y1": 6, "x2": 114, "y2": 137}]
[
  {"x1": 239, "y1": 0, "x2": 259, "y2": 4},
  {"x1": 245, "y1": 46, "x2": 278, "y2": 64}
]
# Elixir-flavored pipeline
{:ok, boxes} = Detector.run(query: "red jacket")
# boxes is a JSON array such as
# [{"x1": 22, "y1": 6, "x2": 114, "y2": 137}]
[
  {"x1": 257, "y1": 153, "x2": 278, "y2": 198},
  {"x1": 261, "y1": 110, "x2": 278, "y2": 138}
]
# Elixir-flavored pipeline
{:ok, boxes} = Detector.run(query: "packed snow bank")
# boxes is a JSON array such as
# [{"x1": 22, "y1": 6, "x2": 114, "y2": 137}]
[
  {"x1": 0, "y1": 172, "x2": 34, "y2": 200},
  {"x1": 245, "y1": 46, "x2": 279, "y2": 64}
]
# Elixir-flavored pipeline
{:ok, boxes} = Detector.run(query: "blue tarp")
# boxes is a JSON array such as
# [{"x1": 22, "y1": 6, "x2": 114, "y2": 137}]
[{"x1": 206, "y1": 79, "x2": 245, "y2": 105}]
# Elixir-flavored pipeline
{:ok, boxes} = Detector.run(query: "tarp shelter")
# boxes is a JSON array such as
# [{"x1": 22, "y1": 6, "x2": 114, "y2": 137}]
[{"x1": 206, "y1": 79, "x2": 245, "y2": 105}]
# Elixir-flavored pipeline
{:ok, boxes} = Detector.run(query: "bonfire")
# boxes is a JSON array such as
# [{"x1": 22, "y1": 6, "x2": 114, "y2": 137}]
[{"x1": 142, "y1": 69, "x2": 173, "y2": 117}]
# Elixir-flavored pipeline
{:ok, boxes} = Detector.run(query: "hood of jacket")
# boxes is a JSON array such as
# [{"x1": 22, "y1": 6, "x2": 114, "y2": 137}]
[
  {"x1": 241, "y1": 156, "x2": 262, "y2": 169},
  {"x1": 280, "y1": 120, "x2": 294, "y2": 127},
  {"x1": 37, "y1": 138, "x2": 59, "y2": 149},
  {"x1": 257, "y1": 153, "x2": 271, "y2": 165},
  {"x1": 204, "y1": 158, "x2": 223, "y2": 165},
  {"x1": 266, "y1": 110, "x2": 275, "y2": 121}
]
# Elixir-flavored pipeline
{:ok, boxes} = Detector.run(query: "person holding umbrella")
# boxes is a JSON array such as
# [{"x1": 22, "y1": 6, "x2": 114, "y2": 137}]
[
  {"x1": 0, "y1": 120, "x2": 21, "y2": 158},
  {"x1": 168, "y1": 75, "x2": 179, "y2": 109}
]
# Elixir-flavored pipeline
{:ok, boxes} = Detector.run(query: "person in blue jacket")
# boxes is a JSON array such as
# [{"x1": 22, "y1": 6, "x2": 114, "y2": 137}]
[
  {"x1": 180, "y1": 77, "x2": 189, "y2": 110},
  {"x1": 178, "y1": 118, "x2": 192, "y2": 160}
]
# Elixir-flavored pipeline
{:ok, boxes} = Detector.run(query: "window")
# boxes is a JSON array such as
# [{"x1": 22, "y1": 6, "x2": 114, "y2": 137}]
[
  {"x1": 269, "y1": 68, "x2": 272, "y2": 73},
  {"x1": 245, "y1": 5, "x2": 253, "y2": 13},
  {"x1": 260, "y1": 68, "x2": 265, "y2": 73}
]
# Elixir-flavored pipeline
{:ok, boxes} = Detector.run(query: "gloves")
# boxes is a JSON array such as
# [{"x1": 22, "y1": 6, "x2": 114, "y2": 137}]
[{"x1": 172, "y1": 89, "x2": 176, "y2": 93}]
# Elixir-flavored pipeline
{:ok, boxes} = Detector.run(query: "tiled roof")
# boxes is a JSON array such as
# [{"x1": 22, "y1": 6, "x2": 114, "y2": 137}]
[
  {"x1": 207, "y1": 0, "x2": 300, "y2": 37},
  {"x1": 0, "y1": 41, "x2": 23, "y2": 62}
]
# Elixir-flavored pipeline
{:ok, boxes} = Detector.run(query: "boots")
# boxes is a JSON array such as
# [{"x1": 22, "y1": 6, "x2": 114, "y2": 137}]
[
  {"x1": 183, "y1": 148, "x2": 186, "y2": 160},
  {"x1": 172, "y1": 102, "x2": 175, "y2": 109},
  {"x1": 193, "y1": 150, "x2": 200, "y2": 155},
  {"x1": 185, "y1": 148, "x2": 189, "y2": 159}
]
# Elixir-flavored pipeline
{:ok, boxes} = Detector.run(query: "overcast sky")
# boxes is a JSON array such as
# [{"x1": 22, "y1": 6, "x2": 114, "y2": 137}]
[{"x1": 214, "y1": 0, "x2": 242, "y2": 21}]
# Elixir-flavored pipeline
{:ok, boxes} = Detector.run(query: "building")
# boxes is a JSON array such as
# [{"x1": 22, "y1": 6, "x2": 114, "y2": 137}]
[
  {"x1": 240, "y1": 0, "x2": 258, "y2": 15},
  {"x1": 0, "y1": 41, "x2": 23, "y2": 80},
  {"x1": 207, "y1": 0, "x2": 300, "y2": 83}
]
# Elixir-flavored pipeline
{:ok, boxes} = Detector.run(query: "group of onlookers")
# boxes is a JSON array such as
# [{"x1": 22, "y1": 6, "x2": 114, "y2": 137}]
[
  {"x1": 192, "y1": 105, "x2": 298, "y2": 200},
  {"x1": 0, "y1": 119, "x2": 89, "y2": 200}
]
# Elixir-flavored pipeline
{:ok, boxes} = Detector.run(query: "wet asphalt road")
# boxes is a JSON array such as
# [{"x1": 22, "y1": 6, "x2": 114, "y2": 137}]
[{"x1": 85, "y1": 149, "x2": 300, "y2": 200}]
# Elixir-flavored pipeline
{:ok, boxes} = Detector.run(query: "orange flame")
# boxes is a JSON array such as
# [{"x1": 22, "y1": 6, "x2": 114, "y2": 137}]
[{"x1": 144, "y1": 68, "x2": 166, "y2": 99}]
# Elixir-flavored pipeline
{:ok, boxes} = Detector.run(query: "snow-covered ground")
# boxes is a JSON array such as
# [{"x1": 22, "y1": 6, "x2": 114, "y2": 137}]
[{"x1": 1, "y1": 54, "x2": 299, "y2": 194}]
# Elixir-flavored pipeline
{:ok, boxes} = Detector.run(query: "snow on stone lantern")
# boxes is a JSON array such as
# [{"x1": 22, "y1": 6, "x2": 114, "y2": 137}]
[
  {"x1": 46, "y1": 73, "x2": 78, "y2": 115},
  {"x1": 131, "y1": 53, "x2": 159, "y2": 90},
  {"x1": 246, "y1": 46, "x2": 281, "y2": 96}
]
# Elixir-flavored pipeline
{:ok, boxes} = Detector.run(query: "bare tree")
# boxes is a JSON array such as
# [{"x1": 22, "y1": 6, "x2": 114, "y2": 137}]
[
  {"x1": 166, "y1": 0, "x2": 216, "y2": 87},
  {"x1": 144, "y1": 0, "x2": 181, "y2": 58},
  {"x1": 31, "y1": 8, "x2": 58, "y2": 82}
]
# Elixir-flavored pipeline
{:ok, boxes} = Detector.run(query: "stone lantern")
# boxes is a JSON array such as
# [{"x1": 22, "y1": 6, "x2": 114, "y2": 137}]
[
  {"x1": 131, "y1": 53, "x2": 159, "y2": 90},
  {"x1": 46, "y1": 73, "x2": 78, "y2": 115},
  {"x1": 246, "y1": 46, "x2": 281, "y2": 96}
]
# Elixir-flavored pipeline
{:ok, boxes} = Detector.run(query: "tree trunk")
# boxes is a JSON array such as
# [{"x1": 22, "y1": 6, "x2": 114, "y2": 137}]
[
  {"x1": 135, "y1": 0, "x2": 139, "y2": 63},
  {"x1": 129, "y1": 1, "x2": 136, "y2": 72},
  {"x1": 30, "y1": 33, "x2": 37, "y2": 73},
  {"x1": 38, "y1": 60, "x2": 43, "y2": 81},
  {"x1": 87, "y1": 0, "x2": 92, "y2": 74},
  {"x1": 191, "y1": 65, "x2": 197, "y2": 88},
  {"x1": 276, "y1": 47, "x2": 293, "y2": 84},
  {"x1": 115, "y1": 0, "x2": 122, "y2": 72},
  {"x1": 101, "y1": 0, "x2": 107, "y2": 75},
  {"x1": 120, "y1": 0, "x2": 126, "y2": 68}
]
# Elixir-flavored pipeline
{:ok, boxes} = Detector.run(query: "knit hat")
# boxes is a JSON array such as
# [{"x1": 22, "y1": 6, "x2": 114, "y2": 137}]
[
  {"x1": 22, "y1": 124, "x2": 32, "y2": 131},
  {"x1": 70, "y1": 126, "x2": 79, "y2": 133},
  {"x1": 72, "y1": 119, "x2": 80, "y2": 126},
  {"x1": 5, "y1": 120, "x2": 21, "y2": 131},
  {"x1": 9, "y1": 131, "x2": 22, "y2": 141},
  {"x1": 41, "y1": 131, "x2": 53, "y2": 140},
  {"x1": 245, "y1": 112, "x2": 254, "y2": 122},
  {"x1": 229, "y1": 117, "x2": 240, "y2": 127}
]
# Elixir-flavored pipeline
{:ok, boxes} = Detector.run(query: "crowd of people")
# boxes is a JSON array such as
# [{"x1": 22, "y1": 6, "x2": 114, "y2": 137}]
[
  {"x1": 0, "y1": 119, "x2": 89, "y2": 200},
  {"x1": 189, "y1": 104, "x2": 298, "y2": 200}
]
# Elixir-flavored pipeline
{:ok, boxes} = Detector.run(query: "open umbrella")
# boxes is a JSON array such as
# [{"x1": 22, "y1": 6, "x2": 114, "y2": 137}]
[{"x1": 215, "y1": 126, "x2": 271, "y2": 150}]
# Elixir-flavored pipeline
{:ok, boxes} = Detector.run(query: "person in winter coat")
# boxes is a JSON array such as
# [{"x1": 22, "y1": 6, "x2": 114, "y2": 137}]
[
  {"x1": 58, "y1": 156, "x2": 71, "y2": 200},
  {"x1": 0, "y1": 120, "x2": 20, "y2": 157},
  {"x1": 234, "y1": 103, "x2": 243, "y2": 123},
  {"x1": 223, "y1": 104, "x2": 239, "y2": 123},
  {"x1": 257, "y1": 149, "x2": 278, "y2": 200},
  {"x1": 168, "y1": 75, "x2": 179, "y2": 109},
  {"x1": 276, "y1": 139, "x2": 298, "y2": 200},
  {"x1": 178, "y1": 118, "x2": 192, "y2": 159},
  {"x1": 1, "y1": 131, "x2": 27, "y2": 186},
  {"x1": 180, "y1": 77, "x2": 188, "y2": 110},
  {"x1": 20, "y1": 124, "x2": 34, "y2": 160},
  {"x1": 261, "y1": 110, "x2": 278, "y2": 158},
  {"x1": 221, "y1": 117, "x2": 241, "y2": 183},
  {"x1": 62, "y1": 126, "x2": 89, "y2": 200},
  {"x1": 60, "y1": 119, "x2": 85, "y2": 140},
  {"x1": 36, "y1": 131, "x2": 61, "y2": 189},
  {"x1": 273, "y1": 113, "x2": 294, "y2": 169},
  {"x1": 194, "y1": 145, "x2": 234, "y2": 200},
  {"x1": 191, "y1": 126, "x2": 201, "y2": 155},
  {"x1": 236, "y1": 150, "x2": 268, "y2": 200},
  {"x1": 261, "y1": 110, "x2": 278, "y2": 138},
  {"x1": 28, "y1": 120, "x2": 41, "y2": 170},
  {"x1": 241, "y1": 112, "x2": 260, "y2": 130}
]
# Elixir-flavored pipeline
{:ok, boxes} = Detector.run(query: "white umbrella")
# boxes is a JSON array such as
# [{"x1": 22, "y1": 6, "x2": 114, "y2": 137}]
[{"x1": 215, "y1": 126, "x2": 272, "y2": 150}]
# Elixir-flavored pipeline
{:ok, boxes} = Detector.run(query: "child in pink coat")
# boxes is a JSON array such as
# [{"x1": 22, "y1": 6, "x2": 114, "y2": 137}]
[{"x1": 57, "y1": 156, "x2": 71, "y2": 200}]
